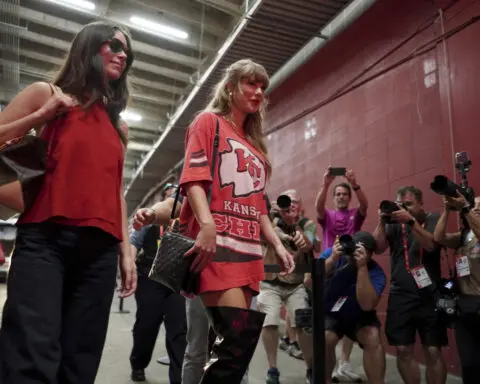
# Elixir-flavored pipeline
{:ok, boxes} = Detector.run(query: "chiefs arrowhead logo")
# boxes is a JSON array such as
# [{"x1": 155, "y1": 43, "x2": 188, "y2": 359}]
[{"x1": 219, "y1": 139, "x2": 266, "y2": 198}]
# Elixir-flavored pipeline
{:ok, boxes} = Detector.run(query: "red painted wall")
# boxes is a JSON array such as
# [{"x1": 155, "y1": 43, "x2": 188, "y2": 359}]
[{"x1": 266, "y1": 0, "x2": 480, "y2": 376}]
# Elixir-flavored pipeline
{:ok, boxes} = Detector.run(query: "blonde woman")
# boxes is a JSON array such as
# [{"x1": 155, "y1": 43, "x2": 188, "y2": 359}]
[{"x1": 178, "y1": 59, "x2": 294, "y2": 383}]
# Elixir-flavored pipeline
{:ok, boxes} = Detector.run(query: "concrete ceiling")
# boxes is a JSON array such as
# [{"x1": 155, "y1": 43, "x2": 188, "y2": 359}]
[
  {"x1": 0, "y1": 0, "x2": 244, "y2": 182},
  {"x1": 124, "y1": 0, "x2": 355, "y2": 215}
]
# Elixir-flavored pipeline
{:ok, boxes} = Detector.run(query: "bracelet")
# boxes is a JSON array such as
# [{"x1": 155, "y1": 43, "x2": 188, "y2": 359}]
[
  {"x1": 407, "y1": 218, "x2": 415, "y2": 226},
  {"x1": 353, "y1": 185, "x2": 361, "y2": 191}
]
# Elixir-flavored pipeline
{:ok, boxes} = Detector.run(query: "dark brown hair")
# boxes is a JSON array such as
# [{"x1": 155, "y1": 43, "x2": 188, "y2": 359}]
[
  {"x1": 53, "y1": 21, "x2": 134, "y2": 145},
  {"x1": 333, "y1": 182, "x2": 352, "y2": 197},
  {"x1": 397, "y1": 185, "x2": 423, "y2": 203}
]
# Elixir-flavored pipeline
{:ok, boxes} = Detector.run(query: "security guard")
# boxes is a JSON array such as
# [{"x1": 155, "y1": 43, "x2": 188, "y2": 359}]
[{"x1": 129, "y1": 184, "x2": 187, "y2": 383}]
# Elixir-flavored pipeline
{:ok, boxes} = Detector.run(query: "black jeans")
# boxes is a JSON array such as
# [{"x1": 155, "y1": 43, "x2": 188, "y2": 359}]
[
  {"x1": 455, "y1": 314, "x2": 480, "y2": 383},
  {"x1": 130, "y1": 271, "x2": 187, "y2": 384},
  {"x1": 0, "y1": 222, "x2": 119, "y2": 384}
]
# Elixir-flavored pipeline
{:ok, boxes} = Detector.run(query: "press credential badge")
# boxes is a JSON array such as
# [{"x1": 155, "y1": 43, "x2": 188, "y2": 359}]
[
  {"x1": 331, "y1": 296, "x2": 348, "y2": 312},
  {"x1": 456, "y1": 256, "x2": 471, "y2": 277},
  {"x1": 411, "y1": 266, "x2": 432, "y2": 289}
]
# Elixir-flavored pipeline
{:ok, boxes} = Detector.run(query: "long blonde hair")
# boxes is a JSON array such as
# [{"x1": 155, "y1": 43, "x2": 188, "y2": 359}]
[{"x1": 204, "y1": 59, "x2": 272, "y2": 177}]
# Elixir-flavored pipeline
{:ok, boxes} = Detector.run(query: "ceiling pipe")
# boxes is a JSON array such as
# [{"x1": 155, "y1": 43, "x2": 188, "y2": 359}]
[{"x1": 266, "y1": 0, "x2": 377, "y2": 94}]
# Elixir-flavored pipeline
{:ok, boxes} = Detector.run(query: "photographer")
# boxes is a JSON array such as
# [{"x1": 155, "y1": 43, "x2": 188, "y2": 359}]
[
  {"x1": 373, "y1": 186, "x2": 447, "y2": 384},
  {"x1": 315, "y1": 167, "x2": 368, "y2": 382},
  {"x1": 433, "y1": 193, "x2": 480, "y2": 383},
  {"x1": 321, "y1": 232, "x2": 386, "y2": 384},
  {"x1": 258, "y1": 190, "x2": 314, "y2": 384}
]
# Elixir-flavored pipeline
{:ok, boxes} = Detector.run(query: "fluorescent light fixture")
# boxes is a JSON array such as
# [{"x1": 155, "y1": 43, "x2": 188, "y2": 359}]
[
  {"x1": 130, "y1": 16, "x2": 189, "y2": 40},
  {"x1": 120, "y1": 111, "x2": 142, "y2": 122},
  {"x1": 44, "y1": 0, "x2": 96, "y2": 11}
]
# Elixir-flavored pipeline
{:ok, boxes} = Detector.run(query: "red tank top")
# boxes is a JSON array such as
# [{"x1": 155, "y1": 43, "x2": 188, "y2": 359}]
[{"x1": 19, "y1": 102, "x2": 124, "y2": 240}]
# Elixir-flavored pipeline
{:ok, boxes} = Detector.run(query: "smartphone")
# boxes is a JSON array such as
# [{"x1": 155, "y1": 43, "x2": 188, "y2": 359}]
[{"x1": 329, "y1": 167, "x2": 347, "y2": 176}]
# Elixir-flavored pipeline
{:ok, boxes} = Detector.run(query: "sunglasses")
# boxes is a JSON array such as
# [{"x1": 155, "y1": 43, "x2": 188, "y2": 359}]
[{"x1": 107, "y1": 38, "x2": 134, "y2": 66}]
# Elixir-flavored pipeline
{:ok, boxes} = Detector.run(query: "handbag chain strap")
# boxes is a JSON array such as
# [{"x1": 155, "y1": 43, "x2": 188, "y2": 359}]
[{"x1": 170, "y1": 117, "x2": 220, "y2": 219}]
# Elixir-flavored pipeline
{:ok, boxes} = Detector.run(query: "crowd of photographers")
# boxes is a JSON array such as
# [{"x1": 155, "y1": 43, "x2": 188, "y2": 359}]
[
  {"x1": 129, "y1": 157, "x2": 479, "y2": 384},
  {"x1": 263, "y1": 158, "x2": 480, "y2": 384}
]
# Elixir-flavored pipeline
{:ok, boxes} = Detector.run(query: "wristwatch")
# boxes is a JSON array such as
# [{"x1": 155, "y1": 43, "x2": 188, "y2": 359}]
[
  {"x1": 406, "y1": 218, "x2": 416, "y2": 227},
  {"x1": 353, "y1": 185, "x2": 361, "y2": 192}
]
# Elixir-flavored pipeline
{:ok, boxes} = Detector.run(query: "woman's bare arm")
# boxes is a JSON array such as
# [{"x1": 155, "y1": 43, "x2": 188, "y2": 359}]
[{"x1": 0, "y1": 82, "x2": 55, "y2": 142}]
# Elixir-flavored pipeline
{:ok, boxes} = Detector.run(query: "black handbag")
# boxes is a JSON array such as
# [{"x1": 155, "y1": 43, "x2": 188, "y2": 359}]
[
  {"x1": 0, "y1": 83, "x2": 61, "y2": 218},
  {"x1": 148, "y1": 118, "x2": 220, "y2": 294}
]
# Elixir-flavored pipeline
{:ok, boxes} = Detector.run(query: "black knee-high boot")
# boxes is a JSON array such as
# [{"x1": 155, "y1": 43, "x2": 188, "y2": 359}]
[{"x1": 200, "y1": 306, "x2": 265, "y2": 384}]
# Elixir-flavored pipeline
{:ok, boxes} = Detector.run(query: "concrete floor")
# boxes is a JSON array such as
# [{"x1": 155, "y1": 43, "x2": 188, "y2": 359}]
[{"x1": 0, "y1": 283, "x2": 462, "y2": 384}]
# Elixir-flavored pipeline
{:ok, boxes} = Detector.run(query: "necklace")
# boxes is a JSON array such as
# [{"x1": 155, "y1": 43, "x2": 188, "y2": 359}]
[{"x1": 223, "y1": 115, "x2": 246, "y2": 138}]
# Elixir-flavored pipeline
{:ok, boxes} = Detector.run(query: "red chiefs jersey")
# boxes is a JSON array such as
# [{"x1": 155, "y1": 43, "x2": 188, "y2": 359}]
[{"x1": 179, "y1": 112, "x2": 267, "y2": 294}]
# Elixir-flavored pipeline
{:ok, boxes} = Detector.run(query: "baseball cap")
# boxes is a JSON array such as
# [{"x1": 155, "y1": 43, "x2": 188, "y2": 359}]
[{"x1": 352, "y1": 231, "x2": 377, "y2": 252}]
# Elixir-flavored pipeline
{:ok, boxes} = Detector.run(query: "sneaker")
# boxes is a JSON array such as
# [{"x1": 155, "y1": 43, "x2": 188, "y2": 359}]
[
  {"x1": 266, "y1": 367, "x2": 280, "y2": 384},
  {"x1": 332, "y1": 361, "x2": 363, "y2": 383},
  {"x1": 288, "y1": 342, "x2": 304, "y2": 360},
  {"x1": 131, "y1": 369, "x2": 146, "y2": 382},
  {"x1": 305, "y1": 368, "x2": 312, "y2": 384},
  {"x1": 279, "y1": 337, "x2": 291, "y2": 351},
  {"x1": 157, "y1": 355, "x2": 170, "y2": 365}
]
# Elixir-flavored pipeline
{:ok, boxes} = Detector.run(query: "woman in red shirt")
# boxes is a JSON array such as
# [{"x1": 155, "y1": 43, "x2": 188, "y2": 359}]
[
  {"x1": 0, "y1": 22, "x2": 136, "y2": 384},
  {"x1": 179, "y1": 58, "x2": 295, "y2": 383}
]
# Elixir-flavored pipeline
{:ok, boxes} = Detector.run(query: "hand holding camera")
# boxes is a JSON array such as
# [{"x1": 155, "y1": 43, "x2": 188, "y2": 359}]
[
  {"x1": 331, "y1": 238, "x2": 343, "y2": 261},
  {"x1": 345, "y1": 169, "x2": 357, "y2": 187},
  {"x1": 442, "y1": 192, "x2": 468, "y2": 212},
  {"x1": 378, "y1": 200, "x2": 413, "y2": 224},
  {"x1": 353, "y1": 244, "x2": 368, "y2": 268},
  {"x1": 324, "y1": 167, "x2": 337, "y2": 186},
  {"x1": 390, "y1": 208, "x2": 414, "y2": 225}
]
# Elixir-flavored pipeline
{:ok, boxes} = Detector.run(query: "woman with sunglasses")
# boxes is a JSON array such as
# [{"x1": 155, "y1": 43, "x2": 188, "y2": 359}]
[
  {"x1": 178, "y1": 59, "x2": 295, "y2": 383},
  {"x1": 0, "y1": 22, "x2": 136, "y2": 384}
]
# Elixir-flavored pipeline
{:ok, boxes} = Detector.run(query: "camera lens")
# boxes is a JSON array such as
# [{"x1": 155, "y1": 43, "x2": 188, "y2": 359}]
[
  {"x1": 339, "y1": 234, "x2": 356, "y2": 256},
  {"x1": 277, "y1": 195, "x2": 291, "y2": 210}
]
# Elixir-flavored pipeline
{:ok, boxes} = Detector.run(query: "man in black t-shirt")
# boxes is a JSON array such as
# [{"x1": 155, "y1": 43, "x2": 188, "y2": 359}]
[{"x1": 373, "y1": 186, "x2": 447, "y2": 384}]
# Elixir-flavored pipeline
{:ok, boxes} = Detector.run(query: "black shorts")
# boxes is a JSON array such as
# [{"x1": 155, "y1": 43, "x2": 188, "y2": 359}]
[
  {"x1": 325, "y1": 311, "x2": 380, "y2": 348},
  {"x1": 386, "y1": 298, "x2": 448, "y2": 347}
]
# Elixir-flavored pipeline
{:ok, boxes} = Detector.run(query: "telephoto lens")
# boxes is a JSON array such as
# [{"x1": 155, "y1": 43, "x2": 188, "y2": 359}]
[
  {"x1": 339, "y1": 234, "x2": 356, "y2": 256},
  {"x1": 277, "y1": 194, "x2": 291, "y2": 210}
]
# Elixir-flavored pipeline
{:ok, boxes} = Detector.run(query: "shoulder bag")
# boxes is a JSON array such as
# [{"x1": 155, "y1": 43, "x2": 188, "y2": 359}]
[{"x1": 0, "y1": 83, "x2": 61, "y2": 219}]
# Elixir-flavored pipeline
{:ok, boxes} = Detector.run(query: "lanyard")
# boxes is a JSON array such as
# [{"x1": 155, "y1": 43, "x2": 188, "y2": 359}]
[
  {"x1": 401, "y1": 222, "x2": 425, "y2": 271},
  {"x1": 159, "y1": 225, "x2": 164, "y2": 237}
]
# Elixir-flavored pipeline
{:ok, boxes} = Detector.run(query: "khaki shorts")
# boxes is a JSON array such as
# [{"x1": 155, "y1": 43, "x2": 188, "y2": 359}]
[{"x1": 257, "y1": 281, "x2": 309, "y2": 328}]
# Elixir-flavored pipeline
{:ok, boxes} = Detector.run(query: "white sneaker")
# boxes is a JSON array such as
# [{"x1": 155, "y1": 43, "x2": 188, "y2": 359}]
[
  {"x1": 332, "y1": 361, "x2": 363, "y2": 383},
  {"x1": 157, "y1": 356, "x2": 170, "y2": 365}
]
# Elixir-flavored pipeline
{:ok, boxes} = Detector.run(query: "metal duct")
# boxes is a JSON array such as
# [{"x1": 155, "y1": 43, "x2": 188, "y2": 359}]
[{"x1": 267, "y1": 0, "x2": 377, "y2": 94}]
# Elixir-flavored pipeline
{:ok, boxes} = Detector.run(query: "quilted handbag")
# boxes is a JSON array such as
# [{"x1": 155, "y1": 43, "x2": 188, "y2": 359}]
[{"x1": 149, "y1": 118, "x2": 219, "y2": 294}]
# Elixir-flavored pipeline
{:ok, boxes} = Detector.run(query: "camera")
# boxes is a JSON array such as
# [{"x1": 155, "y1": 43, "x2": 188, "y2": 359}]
[
  {"x1": 338, "y1": 234, "x2": 356, "y2": 256},
  {"x1": 430, "y1": 151, "x2": 475, "y2": 207},
  {"x1": 276, "y1": 194, "x2": 291, "y2": 210},
  {"x1": 295, "y1": 308, "x2": 313, "y2": 331},
  {"x1": 379, "y1": 200, "x2": 405, "y2": 223},
  {"x1": 435, "y1": 278, "x2": 458, "y2": 327}
]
